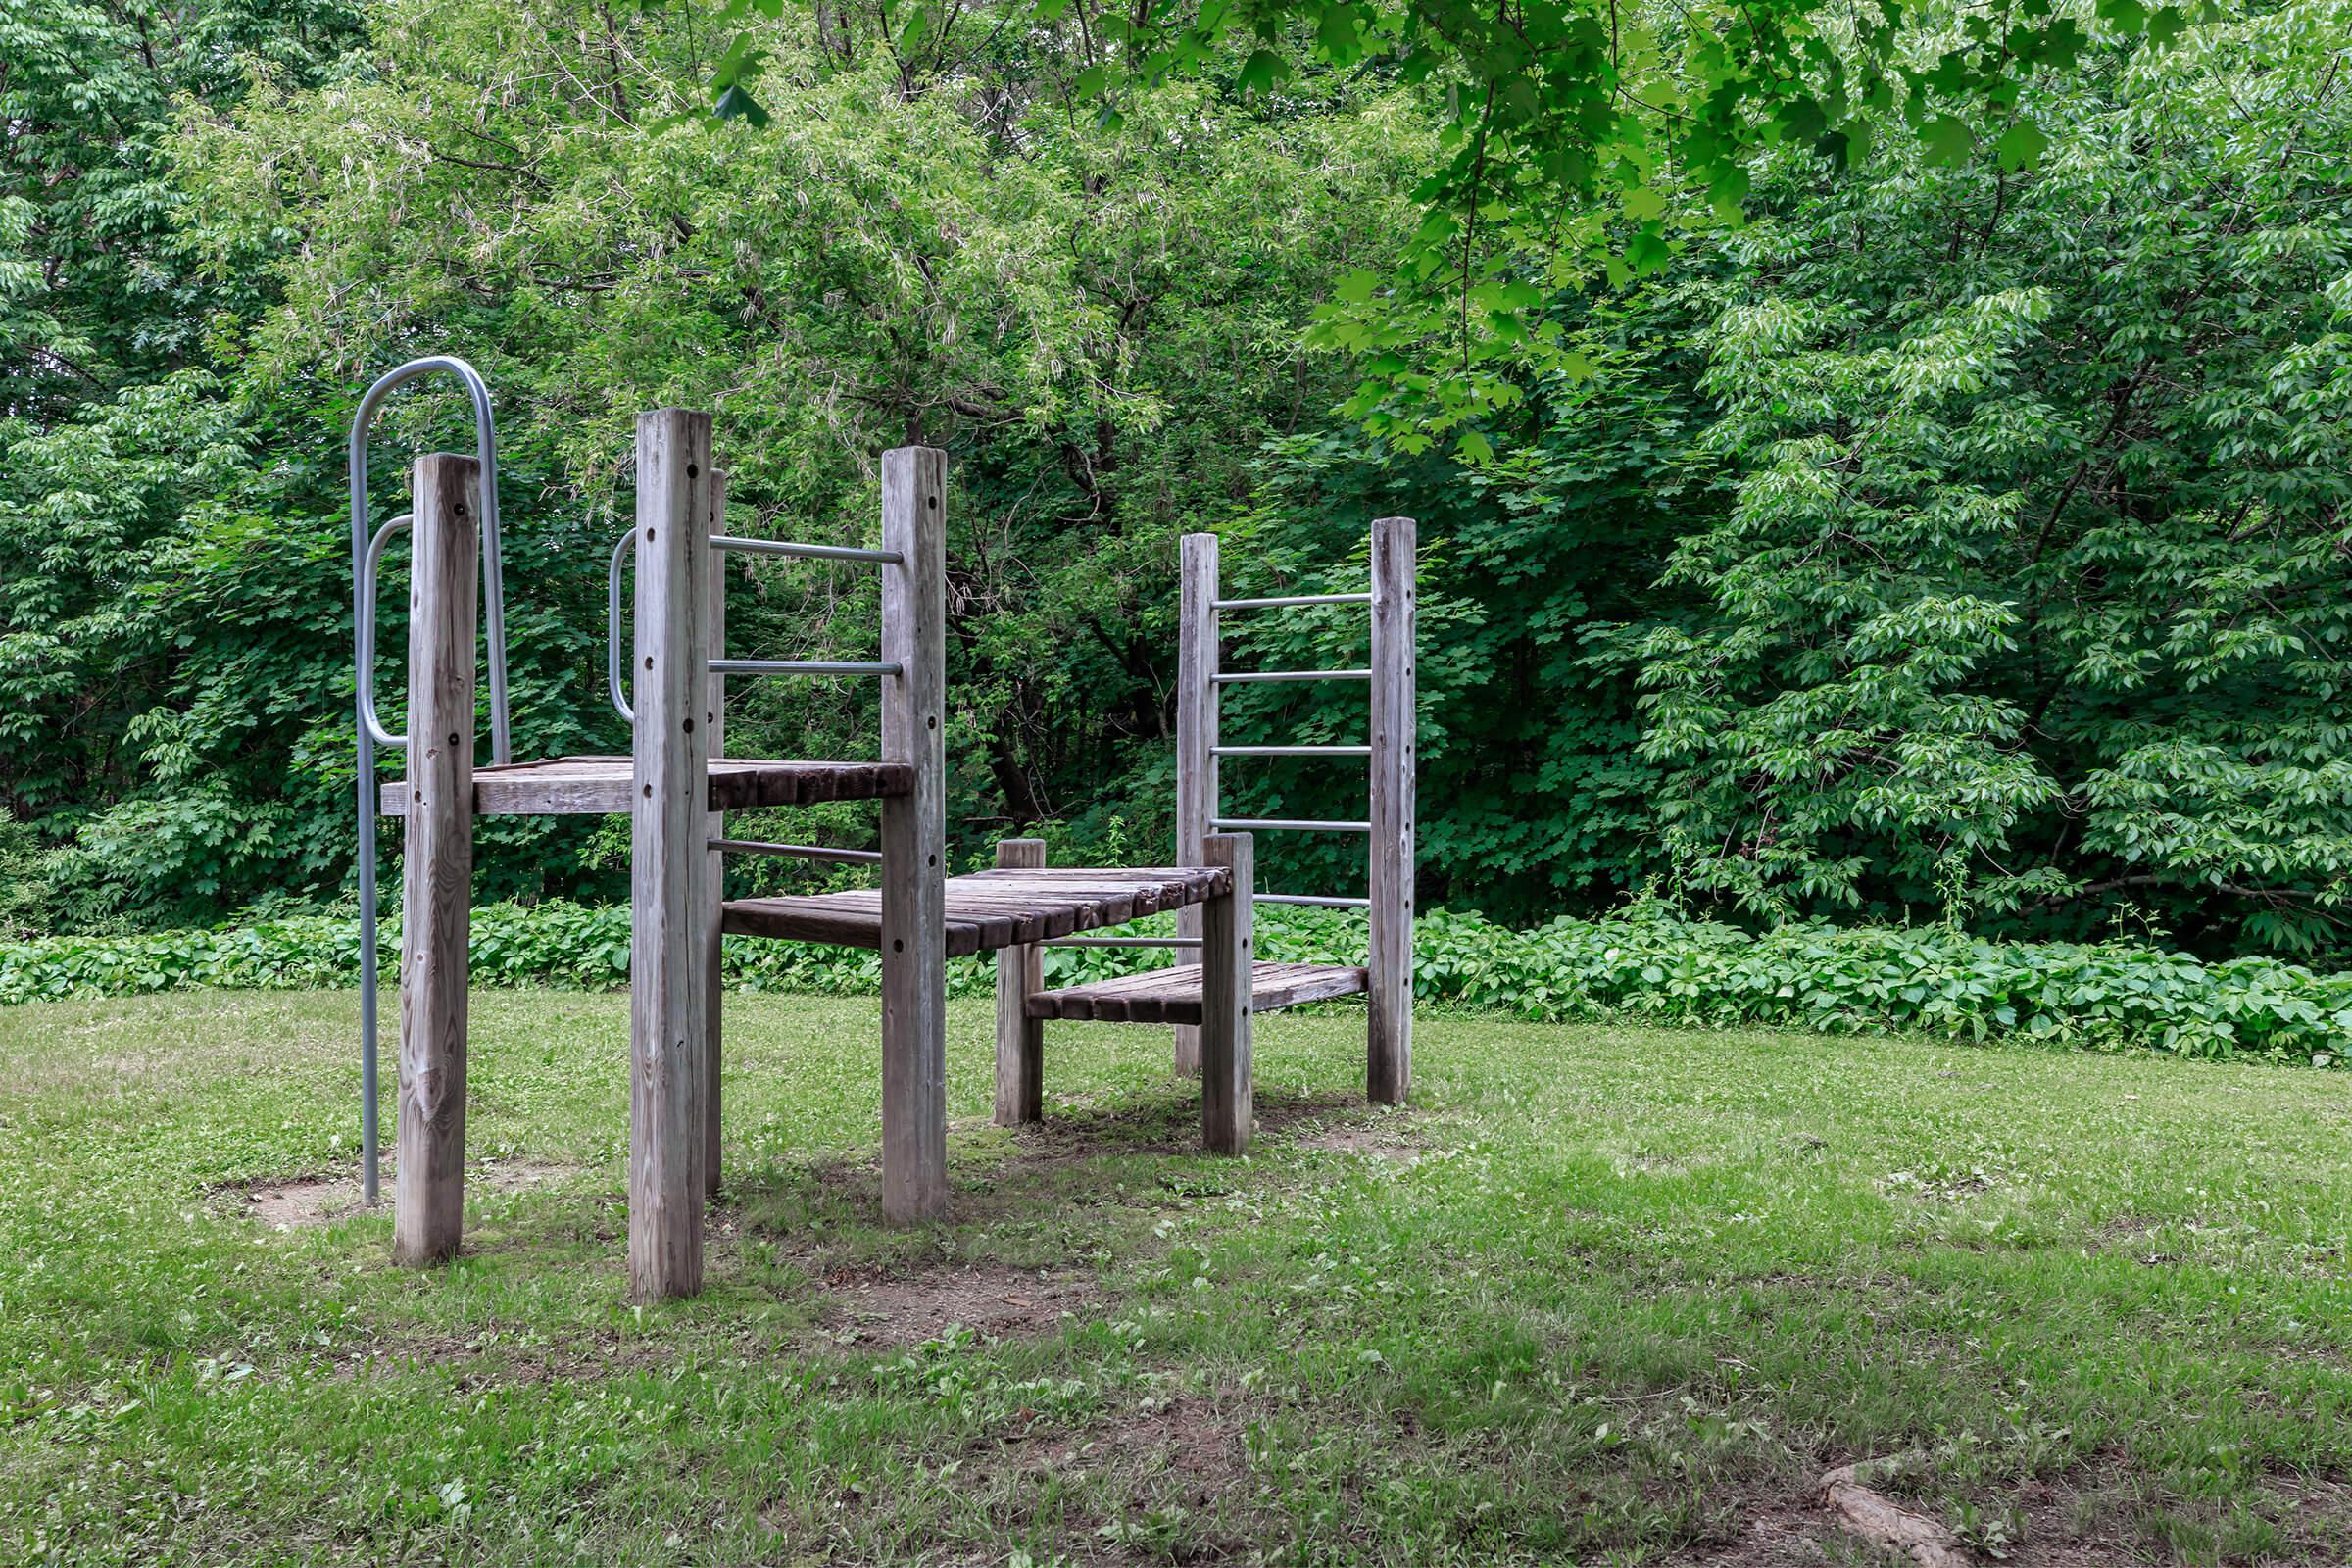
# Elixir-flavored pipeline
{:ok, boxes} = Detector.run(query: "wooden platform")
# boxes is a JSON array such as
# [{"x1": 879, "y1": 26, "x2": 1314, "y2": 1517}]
[
  {"x1": 379, "y1": 755, "x2": 913, "y2": 817},
  {"x1": 1026, "y1": 961, "x2": 1368, "y2": 1025},
  {"x1": 723, "y1": 865, "x2": 1235, "y2": 958}
]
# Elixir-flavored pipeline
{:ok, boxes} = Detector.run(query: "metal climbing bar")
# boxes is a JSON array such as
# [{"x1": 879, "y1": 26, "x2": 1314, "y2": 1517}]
[
  {"x1": 350, "y1": 355, "x2": 513, "y2": 1210},
  {"x1": 709, "y1": 838, "x2": 883, "y2": 865},
  {"x1": 1213, "y1": 592, "x2": 1371, "y2": 610},
  {"x1": 1214, "y1": 668, "x2": 1371, "y2": 683},
  {"x1": 1212, "y1": 745, "x2": 1369, "y2": 757},
  {"x1": 710, "y1": 534, "x2": 903, "y2": 564},
  {"x1": 1255, "y1": 893, "x2": 1374, "y2": 909},
  {"x1": 1047, "y1": 936, "x2": 1204, "y2": 949},
  {"x1": 710, "y1": 659, "x2": 901, "y2": 676},
  {"x1": 608, "y1": 528, "x2": 636, "y2": 722},
  {"x1": 359, "y1": 514, "x2": 413, "y2": 748},
  {"x1": 1213, "y1": 816, "x2": 1372, "y2": 833}
]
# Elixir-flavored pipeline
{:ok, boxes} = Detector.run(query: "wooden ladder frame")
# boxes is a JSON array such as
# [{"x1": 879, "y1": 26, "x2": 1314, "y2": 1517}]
[
  {"x1": 626, "y1": 412, "x2": 948, "y2": 1299},
  {"x1": 988, "y1": 518, "x2": 1416, "y2": 1144},
  {"x1": 1175, "y1": 517, "x2": 1417, "y2": 1104},
  {"x1": 383, "y1": 408, "x2": 949, "y2": 1302}
]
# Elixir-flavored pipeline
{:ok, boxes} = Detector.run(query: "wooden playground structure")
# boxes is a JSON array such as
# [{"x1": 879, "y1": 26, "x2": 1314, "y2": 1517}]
[{"x1": 352, "y1": 363, "x2": 1415, "y2": 1300}]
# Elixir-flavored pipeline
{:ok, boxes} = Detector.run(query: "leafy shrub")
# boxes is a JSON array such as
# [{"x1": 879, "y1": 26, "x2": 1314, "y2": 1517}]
[
  {"x1": 0, "y1": 807, "x2": 52, "y2": 942},
  {"x1": 3, "y1": 901, "x2": 2347, "y2": 1065}
]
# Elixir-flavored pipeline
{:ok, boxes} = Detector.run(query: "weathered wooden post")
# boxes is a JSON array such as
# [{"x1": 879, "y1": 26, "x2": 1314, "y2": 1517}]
[
  {"x1": 1367, "y1": 514, "x2": 1416, "y2": 1104},
  {"x1": 1200, "y1": 831, "x2": 1254, "y2": 1154},
  {"x1": 1173, "y1": 532, "x2": 1219, "y2": 1076},
  {"x1": 702, "y1": 470, "x2": 728, "y2": 1199},
  {"x1": 993, "y1": 838, "x2": 1047, "y2": 1124},
  {"x1": 394, "y1": 452, "x2": 479, "y2": 1267},
  {"x1": 628, "y1": 408, "x2": 713, "y2": 1300},
  {"x1": 879, "y1": 445, "x2": 948, "y2": 1222}
]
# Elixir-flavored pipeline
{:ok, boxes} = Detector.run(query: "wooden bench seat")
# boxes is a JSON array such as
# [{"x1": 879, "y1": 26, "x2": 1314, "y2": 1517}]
[
  {"x1": 1027, "y1": 960, "x2": 1367, "y2": 1025},
  {"x1": 722, "y1": 864, "x2": 1235, "y2": 957},
  {"x1": 379, "y1": 755, "x2": 913, "y2": 817}
]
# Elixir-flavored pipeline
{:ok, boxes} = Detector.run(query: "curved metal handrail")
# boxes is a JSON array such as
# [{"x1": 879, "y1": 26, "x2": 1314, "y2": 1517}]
[
  {"x1": 349, "y1": 355, "x2": 511, "y2": 1208},
  {"x1": 608, "y1": 527, "x2": 636, "y2": 724},
  {"x1": 348, "y1": 356, "x2": 512, "y2": 760},
  {"x1": 359, "y1": 514, "x2": 413, "y2": 749}
]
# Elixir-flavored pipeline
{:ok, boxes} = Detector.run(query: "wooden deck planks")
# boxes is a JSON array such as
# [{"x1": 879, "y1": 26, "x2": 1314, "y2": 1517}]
[
  {"x1": 379, "y1": 755, "x2": 912, "y2": 817},
  {"x1": 722, "y1": 865, "x2": 1235, "y2": 957},
  {"x1": 1024, "y1": 961, "x2": 1369, "y2": 1026}
]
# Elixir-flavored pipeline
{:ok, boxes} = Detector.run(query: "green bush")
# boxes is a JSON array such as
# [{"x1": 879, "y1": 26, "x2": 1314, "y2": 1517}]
[{"x1": 3, "y1": 901, "x2": 2347, "y2": 1065}]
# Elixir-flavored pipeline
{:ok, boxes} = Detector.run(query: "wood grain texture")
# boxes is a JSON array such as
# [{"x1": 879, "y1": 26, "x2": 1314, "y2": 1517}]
[
  {"x1": 1199, "y1": 832, "x2": 1253, "y2": 1155},
  {"x1": 627, "y1": 408, "x2": 712, "y2": 1301},
  {"x1": 722, "y1": 865, "x2": 1234, "y2": 956},
  {"x1": 393, "y1": 453, "x2": 477, "y2": 1268},
  {"x1": 702, "y1": 471, "x2": 728, "y2": 1200},
  {"x1": 992, "y1": 839, "x2": 1046, "y2": 1125},
  {"x1": 1368, "y1": 514, "x2": 1416, "y2": 1106},
  {"x1": 379, "y1": 755, "x2": 910, "y2": 816},
  {"x1": 1172, "y1": 532, "x2": 1218, "y2": 1076},
  {"x1": 1025, "y1": 960, "x2": 1366, "y2": 1025},
  {"x1": 878, "y1": 445, "x2": 948, "y2": 1224}
]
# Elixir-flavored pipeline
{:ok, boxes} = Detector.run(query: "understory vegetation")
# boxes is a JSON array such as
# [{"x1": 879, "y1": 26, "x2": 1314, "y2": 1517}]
[
  {"x1": 3, "y1": 991, "x2": 2349, "y2": 1564},
  {"x1": 5, "y1": 0, "x2": 2349, "y2": 956},
  {"x1": 8, "y1": 900, "x2": 2351, "y2": 1063}
]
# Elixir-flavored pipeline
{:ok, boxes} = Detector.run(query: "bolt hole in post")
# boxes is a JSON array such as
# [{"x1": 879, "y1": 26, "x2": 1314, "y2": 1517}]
[{"x1": 350, "y1": 356, "x2": 513, "y2": 1209}]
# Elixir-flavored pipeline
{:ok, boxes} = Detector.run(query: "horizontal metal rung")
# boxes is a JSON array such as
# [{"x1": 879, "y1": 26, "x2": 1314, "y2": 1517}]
[
  {"x1": 1213, "y1": 593, "x2": 1371, "y2": 610},
  {"x1": 710, "y1": 659, "x2": 901, "y2": 676},
  {"x1": 1213, "y1": 817, "x2": 1371, "y2": 833},
  {"x1": 1045, "y1": 936, "x2": 1204, "y2": 949},
  {"x1": 710, "y1": 535, "x2": 902, "y2": 564},
  {"x1": 1212, "y1": 745, "x2": 1369, "y2": 757},
  {"x1": 709, "y1": 838, "x2": 882, "y2": 864},
  {"x1": 1254, "y1": 894, "x2": 1373, "y2": 909},
  {"x1": 1214, "y1": 669, "x2": 1371, "y2": 683}
]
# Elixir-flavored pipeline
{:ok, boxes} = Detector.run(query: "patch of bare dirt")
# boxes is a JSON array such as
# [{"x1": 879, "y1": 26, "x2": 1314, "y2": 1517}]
[
  {"x1": 1285, "y1": 1102, "x2": 1438, "y2": 1164},
  {"x1": 1002, "y1": 1088, "x2": 1365, "y2": 1170},
  {"x1": 1674, "y1": 1502, "x2": 1835, "y2": 1566},
  {"x1": 1005, "y1": 1393, "x2": 1249, "y2": 1497},
  {"x1": 1294, "y1": 1123, "x2": 1422, "y2": 1161},
  {"x1": 753, "y1": 1397, "x2": 1249, "y2": 1551},
  {"x1": 819, "y1": 1261, "x2": 1102, "y2": 1348},
  {"x1": 220, "y1": 1160, "x2": 584, "y2": 1230}
]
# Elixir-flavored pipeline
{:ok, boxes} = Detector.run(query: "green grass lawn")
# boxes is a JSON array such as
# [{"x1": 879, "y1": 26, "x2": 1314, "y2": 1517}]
[{"x1": 3, "y1": 990, "x2": 2350, "y2": 1565}]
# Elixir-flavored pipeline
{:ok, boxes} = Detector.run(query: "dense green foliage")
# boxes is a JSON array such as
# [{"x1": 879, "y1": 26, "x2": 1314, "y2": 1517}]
[
  {"x1": 10, "y1": 901, "x2": 2350, "y2": 1063},
  {"x1": 1629, "y1": 3, "x2": 2352, "y2": 950},
  {"x1": 3, "y1": 0, "x2": 2348, "y2": 957}
]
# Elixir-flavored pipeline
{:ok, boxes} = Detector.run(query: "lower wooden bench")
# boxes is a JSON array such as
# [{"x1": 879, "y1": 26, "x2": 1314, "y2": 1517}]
[
  {"x1": 1027, "y1": 961, "x2": 1367, "y2": 1025},
  {"x1": 725, "y1": 845, "x2": 1260, "y2": 1156},
  {"x1": 722, "y1": 864, "x2": 1234, "y2": 957}
]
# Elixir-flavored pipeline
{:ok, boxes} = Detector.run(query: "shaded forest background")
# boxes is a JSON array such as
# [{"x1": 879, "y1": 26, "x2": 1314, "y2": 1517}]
[{"x1": 3, "y1": 0, "x2": 2347, "y2": 956}]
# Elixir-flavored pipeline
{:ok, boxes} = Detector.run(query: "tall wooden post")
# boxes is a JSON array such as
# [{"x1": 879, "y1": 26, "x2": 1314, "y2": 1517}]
[
  {"x1": 1200, "y1": 831, "x2": 1254, "y2": 1155},
  {"x1": 394, "y1": 453, "x2": 478, "y2": 1267},
  {"x1": 1173, "y1": 532, "x2": 1219, "y2": 1076},
  {"x1": 628, "y1": 408, "x2": 713, "y2": 1301},
  {"x1": 702, "y1": 470, "x2": 728, "y2": 1199},
  {"x1": 1368, "y1": 514, "x2": 1416, "y2": 1105},
  {"x1": 993, "y1": 838, "x2": 1047, "y2": 1124},
  {"x1": 879, "y1": 445, "x2": 948, "y2": 1223}
]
